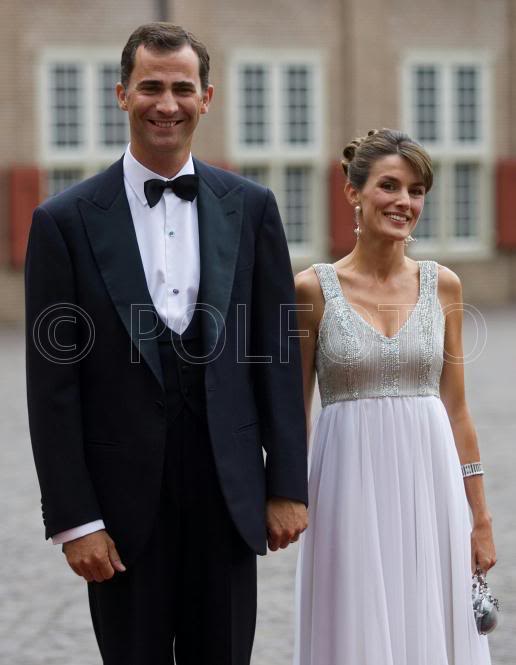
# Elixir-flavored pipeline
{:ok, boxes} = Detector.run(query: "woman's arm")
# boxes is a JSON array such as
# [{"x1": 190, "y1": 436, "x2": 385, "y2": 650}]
[
  {"x1": 295, "y1": 268, "x2": 324, "y2": 442},
  {"x1": 438, "y1": 266, "x2": 496, "y2": 573}
]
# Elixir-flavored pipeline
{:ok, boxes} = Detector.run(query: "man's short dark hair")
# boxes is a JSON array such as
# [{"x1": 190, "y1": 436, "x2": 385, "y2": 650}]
[{"x1": 121, "y1": 22, "x2": 210, "y2": 90}]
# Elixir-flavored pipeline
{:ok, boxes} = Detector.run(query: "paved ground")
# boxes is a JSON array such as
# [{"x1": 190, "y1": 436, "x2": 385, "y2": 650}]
[{"x1": 1, "y1": 306, "x2": 514, "y2": 664}]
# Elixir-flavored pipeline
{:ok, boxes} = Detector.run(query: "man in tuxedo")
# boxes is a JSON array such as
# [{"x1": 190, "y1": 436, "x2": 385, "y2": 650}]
[{"x1": 25, "y1": 23, "x2": 308, "y2": 665}]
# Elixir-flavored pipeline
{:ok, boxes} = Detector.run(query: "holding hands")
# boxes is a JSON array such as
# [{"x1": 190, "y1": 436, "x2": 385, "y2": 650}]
[{"x1": 266, "y1": 497, "x2": 308, "y2": 551}]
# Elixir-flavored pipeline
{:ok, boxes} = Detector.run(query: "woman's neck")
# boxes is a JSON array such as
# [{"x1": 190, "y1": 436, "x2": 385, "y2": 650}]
[{"x1": 341, "y1": 237, "x2": 410, "y2": 281}]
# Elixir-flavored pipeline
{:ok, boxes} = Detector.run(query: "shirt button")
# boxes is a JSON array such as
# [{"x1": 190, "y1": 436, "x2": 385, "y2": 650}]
[
  {"x1": 168, "y1": 231, "x2": 175, "y2": 237},
  {"x1": 172, "y1": 288, "x2": 179, "y2": 295}
]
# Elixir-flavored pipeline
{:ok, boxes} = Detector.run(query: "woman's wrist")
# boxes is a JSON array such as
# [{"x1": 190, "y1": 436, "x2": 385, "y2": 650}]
[{"x1": 472, "y1": 511, "x2": 493, "y2": 528}]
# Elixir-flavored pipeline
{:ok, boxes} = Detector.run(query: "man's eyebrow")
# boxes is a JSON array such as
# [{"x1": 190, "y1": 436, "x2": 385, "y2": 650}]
[
  {"x1": 172, "y1": 80, "x2": 197, "y2": 87},
  {"x1": 136, "y1": 78, "x2": 196, "y2": 88},
  {"x1": 136, "y1": 79, "x2": 163, "y2": 87}
]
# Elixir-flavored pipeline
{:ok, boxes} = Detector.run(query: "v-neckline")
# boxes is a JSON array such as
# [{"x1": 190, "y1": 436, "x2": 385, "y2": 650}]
[{"x1": 331, "y1": 262, "x2": 424, "y2": 341}]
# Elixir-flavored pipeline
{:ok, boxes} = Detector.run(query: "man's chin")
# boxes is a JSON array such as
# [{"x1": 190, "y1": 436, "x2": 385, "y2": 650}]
[{"x1": 147, "y1": 138, "x2": 188, "y2": 154}]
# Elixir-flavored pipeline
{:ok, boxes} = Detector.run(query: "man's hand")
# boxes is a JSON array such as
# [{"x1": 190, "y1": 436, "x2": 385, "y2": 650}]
[
  {"x1": 266, "y1": 497, "x2": 308, "y2": 551},
  {"x1": 63, "y1": 529, "x2": 126, "y2": 583}
]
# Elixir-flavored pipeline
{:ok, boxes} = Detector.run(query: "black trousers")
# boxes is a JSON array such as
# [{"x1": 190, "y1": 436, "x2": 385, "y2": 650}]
[{"x1": 88, "y1": 339, "x2": 257, "y2": 665}]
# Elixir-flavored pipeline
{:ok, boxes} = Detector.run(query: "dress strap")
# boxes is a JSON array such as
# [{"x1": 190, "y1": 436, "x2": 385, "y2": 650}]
[
  {"x1": 418, "y1": 260, "x2": 439, "y2": 302},
  {"x1": 312, "y1": 263, "x2": 342, "y2": 302}
]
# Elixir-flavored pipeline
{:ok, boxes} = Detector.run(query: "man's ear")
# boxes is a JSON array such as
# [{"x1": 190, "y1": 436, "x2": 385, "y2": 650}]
[
  {"x1": 200, "y1": 85, "x2": 214, "y2": 115},
  {"x1": 115, "y1": 83, "x2": 128, "y2": 111},
  {"x1": 344, "y1": 181, "x2": 360, "y2": 208}
]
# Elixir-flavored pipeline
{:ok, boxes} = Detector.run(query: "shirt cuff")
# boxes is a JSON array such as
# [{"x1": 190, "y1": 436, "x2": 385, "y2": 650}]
[{"x1": 52, "y1": 520, "x2": 106, "y2": 545}]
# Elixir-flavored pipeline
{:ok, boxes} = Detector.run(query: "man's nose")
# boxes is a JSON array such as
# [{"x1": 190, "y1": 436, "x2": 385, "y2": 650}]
[{"x1": 156, "y1": 91, "x2": 179, "y2": 114}]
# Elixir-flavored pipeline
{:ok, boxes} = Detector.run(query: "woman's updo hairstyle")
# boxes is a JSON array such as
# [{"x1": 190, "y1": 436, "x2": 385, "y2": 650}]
[{"x1": 342, "y1": 128, "x2": 433, "y2": 193}]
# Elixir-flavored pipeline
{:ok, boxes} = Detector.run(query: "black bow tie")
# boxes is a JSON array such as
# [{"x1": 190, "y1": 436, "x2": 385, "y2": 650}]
[{"x1": 144, "y1": 174, "x2": 199, "y2": 208}]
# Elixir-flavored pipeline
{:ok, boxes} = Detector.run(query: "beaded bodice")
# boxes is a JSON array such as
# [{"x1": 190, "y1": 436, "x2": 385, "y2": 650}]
[{"x1": 313, "y1": 261, "x2": 445, "y2": 407}]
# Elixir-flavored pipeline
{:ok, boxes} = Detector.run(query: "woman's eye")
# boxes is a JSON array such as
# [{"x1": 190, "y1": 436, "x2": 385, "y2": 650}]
[{"x1": 381, "y1": 182, "x2": 395, "y2": 191}]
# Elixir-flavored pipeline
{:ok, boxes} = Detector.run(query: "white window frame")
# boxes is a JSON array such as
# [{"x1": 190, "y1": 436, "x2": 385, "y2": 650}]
[
  {"x1": 228, "y1": 50, "x2": 326, "y2": 262},
  {"x1": 401, "y1": 51, "x2": 494, "y2": 259},
  {"x1": 39, "y1": 48, "x2": 128, "y2": 172}
]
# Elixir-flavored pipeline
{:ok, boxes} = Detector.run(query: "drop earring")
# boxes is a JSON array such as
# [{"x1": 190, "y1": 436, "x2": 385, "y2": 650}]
[
  {"x1": 354, "y1": 206, "x2": 361, "y2": 238},
  {"x1": 404, "y1": 234, "x2": 417, "y2": 246}
]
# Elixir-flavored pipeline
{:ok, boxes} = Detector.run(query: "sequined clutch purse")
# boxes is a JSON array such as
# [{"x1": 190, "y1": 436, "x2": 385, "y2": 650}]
[{"x1": 472, "y1": 570, "x2": 500, "y2": 635}]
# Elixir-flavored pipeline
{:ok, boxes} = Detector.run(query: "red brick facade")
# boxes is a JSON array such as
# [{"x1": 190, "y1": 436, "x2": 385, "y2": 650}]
[
  {"x1": 496, "y1": 160, "x2": 516, "y2": 250},
  {"x1": 329, "y1": 162, "x2": 355, "y2": 258},
  {"x1": 9, "y1": 167, "x2": 43, "y2": 269}
]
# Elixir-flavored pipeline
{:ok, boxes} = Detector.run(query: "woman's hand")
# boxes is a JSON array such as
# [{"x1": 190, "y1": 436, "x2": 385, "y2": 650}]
[{"x1": 471, "y1": 518, "x2": 497, "y2": 574}]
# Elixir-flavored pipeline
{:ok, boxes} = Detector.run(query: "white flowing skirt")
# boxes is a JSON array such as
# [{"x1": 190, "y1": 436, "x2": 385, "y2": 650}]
[{"x1": 294, "y1": 396, "x2": 490, "y2": 665}]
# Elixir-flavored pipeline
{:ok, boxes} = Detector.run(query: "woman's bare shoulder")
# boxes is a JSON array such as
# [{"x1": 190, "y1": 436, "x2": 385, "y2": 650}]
[
  {"x1": 295, "y1": 266, "x2": 323, "y2": 300},
  {"x1": 437, "y1": 264, "x2": 462, "y2": 305},
  {"x1": 295, "y1": 266, "x2": 325, "y2": 328}
]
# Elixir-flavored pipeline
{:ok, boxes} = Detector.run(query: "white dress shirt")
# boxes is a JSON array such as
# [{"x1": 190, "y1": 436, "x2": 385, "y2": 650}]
[{"x1": 52, "y1": 146, "x2": 201, "y2": 545}]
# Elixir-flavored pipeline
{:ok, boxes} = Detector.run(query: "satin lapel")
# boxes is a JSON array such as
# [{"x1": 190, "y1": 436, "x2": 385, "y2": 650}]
[
  {"x1": 78, "y1": 165, "x2": 164, "y2": 390},
  {"x1": 197, "y1": 175, "x2": 244, "y2": 355}
]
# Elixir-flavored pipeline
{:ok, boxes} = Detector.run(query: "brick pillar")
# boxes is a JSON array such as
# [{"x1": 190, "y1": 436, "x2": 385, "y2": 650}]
[
  {"x1": 10, "y1": 166, "x2": 44, "y2": 269},
  {"x1": 329, "y1": 161, "x2": 355, "y2": 258},
  {"x1": 496, "y1": 159, "x2": 516, "y2": 250}
]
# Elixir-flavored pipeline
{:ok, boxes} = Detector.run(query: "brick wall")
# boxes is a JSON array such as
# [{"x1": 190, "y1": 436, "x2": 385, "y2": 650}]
[{"x1": 0, "y1": 0, "x2": 515, "y2": 318}]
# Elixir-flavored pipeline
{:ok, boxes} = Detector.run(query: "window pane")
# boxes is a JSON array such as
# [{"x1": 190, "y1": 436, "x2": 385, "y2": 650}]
[
  {"x1": 283, "y1": 65, "x2": 312, "y2": 145},
  {"x1": 99, "y1": 64, "x2": 128, "y2": 147},
  {"x1": 454, "y1": 163, "x2": 478, "y2": 238},
  {"x1": 50, "y1": 65, "x2": 83, "y2": 147},
  {"x1": 414, "y1": 165, "x2": 440, "y2": 241},
  {"x1": 48, "y1": 169, "x2": 83, "y2": 196},
  {"x1": 240, "y1": 166, "x2": 269, "y2": 187},
  {"x1": 238, "y1": 65, "x2": 270, "y2": 145},
  {"x1": 454, "y1": 66, "x2": 480, "y2": 142},
  {"x1": 283, "y1": 166, "x2": 311, "y2": 244},
  {"x1": 412, "y1": 66, "x2": 440, "y2": 142}
]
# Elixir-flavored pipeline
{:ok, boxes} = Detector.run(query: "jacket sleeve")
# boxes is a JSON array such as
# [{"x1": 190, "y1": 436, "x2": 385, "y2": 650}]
[
  {"x1": 25, "y1": 206, "x2": 102, "y2": 539},
  {"x1": 251, "y1": 189, "x2": 308, "y2": 505}
]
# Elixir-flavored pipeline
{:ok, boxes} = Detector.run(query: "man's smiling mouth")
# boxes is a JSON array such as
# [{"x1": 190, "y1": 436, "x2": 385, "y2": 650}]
[{"x1": 149, "y1": 120, "x2": 182, "y2": 128}]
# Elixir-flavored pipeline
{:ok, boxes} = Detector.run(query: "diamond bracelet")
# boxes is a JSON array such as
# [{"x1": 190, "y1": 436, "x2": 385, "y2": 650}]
[{"x1": 461, "y1": 462, "x2": 484, "y2": 478}]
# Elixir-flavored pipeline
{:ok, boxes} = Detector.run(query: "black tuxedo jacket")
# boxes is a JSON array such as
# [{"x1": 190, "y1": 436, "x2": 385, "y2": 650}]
[{"x1": 25, "y1": 157, "x2": 308, "y2": 562}]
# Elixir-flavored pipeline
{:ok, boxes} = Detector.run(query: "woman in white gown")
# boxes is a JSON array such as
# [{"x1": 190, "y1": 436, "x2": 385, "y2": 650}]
[{"x1": 293, "y1": 129, "x2": 496, "y2": 665}]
